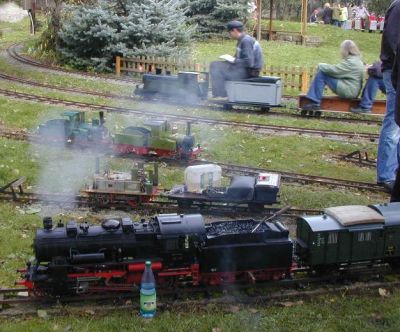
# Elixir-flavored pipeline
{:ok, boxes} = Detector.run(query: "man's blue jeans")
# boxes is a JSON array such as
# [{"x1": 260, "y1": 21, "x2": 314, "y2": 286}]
[
  {"x1": 377, "y1": 70, "x2": 400, "y2": 183},
  {"x1": 359, "y1": 76, "x2": 386, "y2": 110},
  {"x1": 306, "y1": 70, "x2": 338, "y2": 105}
]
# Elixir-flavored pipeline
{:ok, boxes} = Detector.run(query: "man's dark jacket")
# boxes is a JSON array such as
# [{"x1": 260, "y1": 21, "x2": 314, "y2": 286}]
[{"x1": 381, "y1": 0, "x2": 400, "y2": 72}]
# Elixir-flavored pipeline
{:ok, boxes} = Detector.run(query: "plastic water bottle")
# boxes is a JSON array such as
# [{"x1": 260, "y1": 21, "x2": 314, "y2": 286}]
[{"x1": 140, "y1": 261, "x2": 156, "y2": 318}]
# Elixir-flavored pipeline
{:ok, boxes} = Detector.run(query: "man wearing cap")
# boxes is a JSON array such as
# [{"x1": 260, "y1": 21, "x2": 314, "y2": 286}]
[{"x1": 210, "y1": 20, "x2": 264, "y2": 98}]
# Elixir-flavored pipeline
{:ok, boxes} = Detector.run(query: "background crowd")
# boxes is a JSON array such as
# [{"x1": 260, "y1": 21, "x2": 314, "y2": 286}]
[{"x1": 310, "y1": 1, "x2": 379, "y2": 29}]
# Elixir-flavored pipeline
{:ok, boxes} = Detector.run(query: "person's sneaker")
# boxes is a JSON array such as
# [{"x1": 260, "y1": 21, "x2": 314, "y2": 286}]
[
  {"x1": 350, "y1": 106, "x2": 371, "y2": 114},
  {"x1": 301, "y1": 103, "x2": 321, "y2": 111},
  {"x1": 378, "y1": 181, "x2": 395, "y2": 193}
]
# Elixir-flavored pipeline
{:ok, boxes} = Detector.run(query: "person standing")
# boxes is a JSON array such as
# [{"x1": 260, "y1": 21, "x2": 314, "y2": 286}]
[
  {"x1": 209, "y1": 21, "x2": 263, "y2": 98},
  {"x1": 355, "y1": 2, "x2": 370, "y2": 29},
  {"x1": 322, "y1": 3, "x2": 333, "y2": 24},
  {"x1": 332, "y1": 3, "x2": 341, "y2": 26},
  {"x1": 390, "y1": 43, "x2": 400, "y2": 202},
  {"x1": 339, "y1": 3, "x2": 349, "y2": 28},
  {"x1": 377, "y1": 0, "x2": 400, "y2": 193}
]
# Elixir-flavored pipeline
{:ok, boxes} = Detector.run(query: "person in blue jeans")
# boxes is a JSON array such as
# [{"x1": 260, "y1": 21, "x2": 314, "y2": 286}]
[
  {"x1": 376, "y1": 0, "x2": 400, "y2": 193},
  {"x1": 301, "y1": 40, "x2": 364, "y2": 112},
  {"x1": 377, "y1": 71, "x2": 399, "y2": 192},
  {"x1": 351, "y1": 61, "x2": 386, "y2": 114}
]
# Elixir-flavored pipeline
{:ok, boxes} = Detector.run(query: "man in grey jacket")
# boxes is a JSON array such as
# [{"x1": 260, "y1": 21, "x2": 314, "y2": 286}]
[{"x1": 210, "y1": 21, "x2": 264, "y2": 97}]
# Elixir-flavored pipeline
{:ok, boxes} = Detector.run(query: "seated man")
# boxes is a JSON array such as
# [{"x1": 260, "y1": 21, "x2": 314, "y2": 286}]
[
  {"x1": 210, "y1": 21, "x2": 264, "y2": 98},
  {"x1": 301, "y1": 40, "x2": 364, "y2": 111},
  {"x1": 351, "y1": 61, "x2": 386, "y2": 114}
]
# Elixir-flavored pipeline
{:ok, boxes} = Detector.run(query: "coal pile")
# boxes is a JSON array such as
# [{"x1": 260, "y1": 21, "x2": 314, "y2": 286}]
[{"x1": 206, "y1": 220, "x2": 269, "y2": 236}]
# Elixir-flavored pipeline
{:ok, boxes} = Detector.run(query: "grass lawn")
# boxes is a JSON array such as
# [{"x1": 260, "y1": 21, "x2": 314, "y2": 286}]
[
  {"x1": 192, "y1": 20, "x2": 382, "y2": 67},
  {"x1": 1, "y1": 289, "x2": 400, "y2": 331},
  {"x1": 0, "y1": 15, "x2": 394, "y2": 332}
]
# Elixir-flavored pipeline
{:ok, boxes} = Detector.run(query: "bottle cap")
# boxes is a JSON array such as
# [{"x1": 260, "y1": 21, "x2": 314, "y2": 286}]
[{"x1": 145, "y1": 261, "x2": 151, "y2": 266}]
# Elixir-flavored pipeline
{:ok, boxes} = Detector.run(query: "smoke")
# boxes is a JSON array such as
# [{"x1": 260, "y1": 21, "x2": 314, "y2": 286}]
[{"x1": 30, "y1": 110, "x2": 106, "y2": 206}]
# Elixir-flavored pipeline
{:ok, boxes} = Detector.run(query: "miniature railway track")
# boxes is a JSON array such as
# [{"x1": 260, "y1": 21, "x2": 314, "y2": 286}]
[
  {"x1": 0, "y1": 71, "x2": 382, "y2": 127},
  {"x1": 4, "y1": 44, "x2": 383, "y2": 126},
  {"x1": 6, "y1": 43, "x2": 137, "y2": 85},
  {"x1": 0, "y1": 188, "x2": 321, "y2": 218},
  {"x1": 0, "y1": 88, "x2": 380, "y2": 142},
  {"x1": 202, "y1": 161, "x2": 385, "y2": 192},
  {"x1": 1, "y1": 278, "x2": 399, "y2": 316},
  {"x1": 0, "y1": 127, "x2": 385, "y2": 193}
]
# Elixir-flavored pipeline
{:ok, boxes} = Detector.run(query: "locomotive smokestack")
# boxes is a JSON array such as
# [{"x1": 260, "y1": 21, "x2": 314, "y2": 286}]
[
  {"x1": 153, "y1": 163, "x2": 159, "y2": 186},
  {"x1": 99, "y1": 111, "x2": 105, "y2": 125},
  {"x1": 95, "y1": 157, "x2": 100, "y2": 174},
  {"x1": 43, "y1": 217, "x2": 53, "y2": 230},
  {"x1": 186, "y1": 122, "x2": 191, "y2": 136}
]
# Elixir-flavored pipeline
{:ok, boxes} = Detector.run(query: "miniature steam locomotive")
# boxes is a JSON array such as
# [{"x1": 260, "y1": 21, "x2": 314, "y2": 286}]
[
  {"x1": 113, "y1": 120, "x2": 201, "y2": 160},
  {"x1": 82, "y1": 161, "x2": 159, "y2": 208},
  {"x1": 134, "y1": 70, "x2": 282, "y2": 111},
  {"x1": 18, "y1": 202, "x2": 400, "y2": 296},
  {"x1": 38, "y1": 110, "x2": 110, "y2": 148},
  {"x1": 38, "y1": 112, "x2": 201, "y2": 160}
]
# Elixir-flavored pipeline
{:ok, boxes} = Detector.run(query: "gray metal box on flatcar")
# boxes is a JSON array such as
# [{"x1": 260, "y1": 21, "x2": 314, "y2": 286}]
[{"x1": 225, "y1": 76, "x2": 282, "y2": 106}]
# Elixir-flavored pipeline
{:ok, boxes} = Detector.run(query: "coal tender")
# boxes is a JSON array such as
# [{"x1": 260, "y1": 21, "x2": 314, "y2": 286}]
[{"x1": 19, "y1": 213, "x2": 292, "y2": 295}]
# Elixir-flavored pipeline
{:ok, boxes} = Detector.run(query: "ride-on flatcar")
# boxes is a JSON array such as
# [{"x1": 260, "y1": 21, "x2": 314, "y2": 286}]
[
  {"x1": 17, "y1": 202, "x2": 400, "y2": 297},
  {"x1": 134, "y1": 70, "x2": 282, "y2": 111},
  {"x1": 38, "y1": 110, "x2": 110, "y2": 147},
  {"x1": 166, "y1": 167, "x2": 281, "y2": 211}
]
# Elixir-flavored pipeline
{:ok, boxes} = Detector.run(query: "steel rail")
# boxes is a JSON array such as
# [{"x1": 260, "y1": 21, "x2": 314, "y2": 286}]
[
  {"x1": 0, "y1": 88, "x2": 380, "y2": 142},
  {"x1": 0, "y1": 127, "x2": 385, "y2": 193},
  {"x1": 4, "y1": 44, "x2": 383, "y2": 126},
  {"x1": 0, "y1": 71, "x2": 382, "y2": 126},
  {"x1": 6, "y1": 43, "x2": 137, "y2": 84}
]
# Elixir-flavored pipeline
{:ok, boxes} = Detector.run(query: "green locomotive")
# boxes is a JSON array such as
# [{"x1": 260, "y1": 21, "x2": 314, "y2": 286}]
[
  {"x1": 38, "y1": 111, "x2": 109, "y2": 147},
  {"x1": 113, "y1": 120, "x2": 201, "y2": 159}
]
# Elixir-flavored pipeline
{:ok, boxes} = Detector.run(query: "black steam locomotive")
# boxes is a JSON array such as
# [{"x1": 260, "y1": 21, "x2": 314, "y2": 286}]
[
  {"x1": 18, "y1": 202, "x2": 400, "y2": 297},
  {"x1": 19, "y1": 214, "x2": 292, "y2": 295}
]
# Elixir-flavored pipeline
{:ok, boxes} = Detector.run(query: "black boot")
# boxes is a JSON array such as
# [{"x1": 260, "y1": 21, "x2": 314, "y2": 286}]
[{"x1": 390, "y1": 169, "x2": 400, "y2": 202}]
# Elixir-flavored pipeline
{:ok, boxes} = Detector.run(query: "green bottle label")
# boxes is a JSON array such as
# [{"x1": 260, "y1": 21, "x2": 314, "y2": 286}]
[{"x1": 140, "y1": 291, "x2": 156, "y2": 313}]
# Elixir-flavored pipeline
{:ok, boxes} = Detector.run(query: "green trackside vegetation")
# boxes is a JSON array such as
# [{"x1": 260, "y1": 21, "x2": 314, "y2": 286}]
[
  {"x1": 2, "y1": 290, "x2": 400, "y2": 331},
  {"x1": 192, "y1": 20, "x2": 382, "y2": 66}
]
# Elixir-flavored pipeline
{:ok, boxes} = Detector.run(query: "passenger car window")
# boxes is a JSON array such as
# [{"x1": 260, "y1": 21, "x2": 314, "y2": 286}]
[
  {"x1": 328, "y1": 232, "x2": 338, "y2": 244},
  {"x1": 357, "y1": 231, "x2": 372, "y2": 242}
]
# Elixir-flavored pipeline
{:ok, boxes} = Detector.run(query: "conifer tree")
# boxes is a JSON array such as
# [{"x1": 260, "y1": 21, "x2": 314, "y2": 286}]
[
  {"x1": 186, "y1": 0, "x2": 250, "y2": 37},
  {"x1": 57, "y1": 0, "x2": 191, "y2": 71}
]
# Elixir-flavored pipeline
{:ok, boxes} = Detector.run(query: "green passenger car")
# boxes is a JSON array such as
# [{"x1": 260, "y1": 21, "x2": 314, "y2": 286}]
[{"x1": 296, "y1": 203, "x2": 400, "y2": 270}]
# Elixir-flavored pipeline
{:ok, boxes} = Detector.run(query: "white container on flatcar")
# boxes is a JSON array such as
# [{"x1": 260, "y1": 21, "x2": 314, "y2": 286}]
[{"x1": 184, "y1": 164, "x2": 222, "y2": 193}]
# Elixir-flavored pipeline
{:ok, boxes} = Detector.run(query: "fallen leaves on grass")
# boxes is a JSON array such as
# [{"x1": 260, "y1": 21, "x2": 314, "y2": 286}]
[
  {"x1": 37, "y1": 309, "x2": 48, "y2": 319},
  {"x1": 378, "y1": 288, "x2": 390, "y2": 298},
  {"x1": 279, "y1": 300, "x2": 304, "y2": 307}
]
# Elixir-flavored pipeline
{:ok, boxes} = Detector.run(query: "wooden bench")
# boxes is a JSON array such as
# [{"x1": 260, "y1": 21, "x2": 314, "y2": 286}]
[{"x1": 298, "y1": 94, "x2": 386, "y2": 115}]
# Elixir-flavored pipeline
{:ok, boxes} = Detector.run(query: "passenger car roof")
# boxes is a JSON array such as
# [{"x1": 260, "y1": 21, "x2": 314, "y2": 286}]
[
  {"x1": 299, "y1": 203, "x2": 400, "y2": 232},
  {"x1": 324, "y1": 205, "x2": 384, "y2": 226}
]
